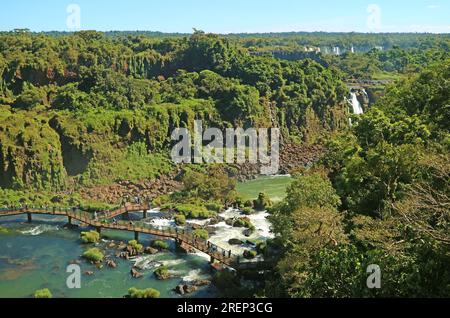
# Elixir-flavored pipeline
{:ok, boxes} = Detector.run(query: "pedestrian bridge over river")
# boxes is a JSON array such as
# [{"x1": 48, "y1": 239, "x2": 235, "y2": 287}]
[{"x1": 0, "y1": 204, "x2": 271, "y2": 271}]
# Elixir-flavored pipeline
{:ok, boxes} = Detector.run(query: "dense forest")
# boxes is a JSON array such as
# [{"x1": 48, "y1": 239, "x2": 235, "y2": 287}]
[
  {"x1": 0, "y1": 30, "x2": 348, "y2": 200},
  {"x1": 0, "y1": 30, "x2": 448, "y2": 298}
]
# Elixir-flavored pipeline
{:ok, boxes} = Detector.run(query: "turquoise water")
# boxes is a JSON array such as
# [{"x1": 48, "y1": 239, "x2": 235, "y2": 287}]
[
  {"x1": 0, "y1": 176, "x2": 292, "y2": 298},
  {"x1": 0, "y1": 213, "x2": 215, "y2": 298}
]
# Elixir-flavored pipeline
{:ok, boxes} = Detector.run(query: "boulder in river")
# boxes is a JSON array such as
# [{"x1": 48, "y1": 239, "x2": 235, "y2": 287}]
[
  {"x1": 130, "y1": 267, "x2": 143, "y2": 278},
  {"x1": 108, "y1": 242, "x2": 116, "y2": 249},
  {"x1": 193, "y1": 279, "x2": 211, "y2": 287},
  {"x1": 228, "y1": 238, "x2": 244, "y2": 245},
  {"x1": 106, "y1": 260, "x2": 117, "y2": 268},
  {"x1": 144, "y1": 247, "x2": 159, "y2": 255},
  {"x1": 174, "y1": 284, "x2": 198, "y2": 295},
  {"x1": 175, "y1": 285, "x2": 185, "y2": 295}
]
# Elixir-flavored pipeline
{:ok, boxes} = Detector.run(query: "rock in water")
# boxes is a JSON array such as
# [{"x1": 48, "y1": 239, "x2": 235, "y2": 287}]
[
  {"x1": 144, "y1": 247, "x2": 158, "y2": 255},
  {"x1": 106, "y1": 260, "x2": 117, "y2": 268},
  {"x1": 193, "y1": 280, "x2": 211, "y2": 287},
  {"x1": 130, "y1": 267, "x2": 143, "y2": 278},
  {"x1": 174, "y1": 284, "x2": 198, "y2": 295},
  {"x1": 175, "y1": 285, "x2": 185, "y2": 295},
  {"x1": 228, "y1": 238, "x2": 244, "y2": 245}
]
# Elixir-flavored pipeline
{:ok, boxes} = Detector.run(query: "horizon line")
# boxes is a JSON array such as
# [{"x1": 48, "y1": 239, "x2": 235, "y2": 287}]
[{"x1": 2, "y1": 29, "x2": 450, "y2": 35}]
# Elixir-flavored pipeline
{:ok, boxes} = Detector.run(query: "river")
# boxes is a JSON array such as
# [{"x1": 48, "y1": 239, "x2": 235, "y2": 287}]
[{"x1": 0, "y1": 175, "x2": 292, "y2": 298}]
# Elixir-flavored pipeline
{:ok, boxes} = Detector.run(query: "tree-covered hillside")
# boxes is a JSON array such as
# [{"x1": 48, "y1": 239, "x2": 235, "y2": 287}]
[
  {"x1": 266, "y1": 58, "x2": 449, "y2": 298},
  {"x1": 0, "y1": 31, "x2": 348, "y2": 203}
]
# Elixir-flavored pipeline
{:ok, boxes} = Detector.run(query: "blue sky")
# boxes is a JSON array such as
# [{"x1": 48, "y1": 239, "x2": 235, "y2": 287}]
[{"x1": 1, "y1": 0, "x2": 449, "y2": 33}]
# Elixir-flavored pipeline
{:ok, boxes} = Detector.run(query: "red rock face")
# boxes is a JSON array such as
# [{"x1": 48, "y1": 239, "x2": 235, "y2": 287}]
[{"x1": 78, "y1": 173, "x2": 182, "y2": 204}]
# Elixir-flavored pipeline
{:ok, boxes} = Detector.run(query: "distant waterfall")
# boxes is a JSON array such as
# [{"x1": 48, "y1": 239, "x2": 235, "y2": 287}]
[
  {"x1": 333, "y1": 46, "x2": 341, "y2": 56},
  {"x1": 349, "y1": 92, "x2": 364, "y2": 115}
]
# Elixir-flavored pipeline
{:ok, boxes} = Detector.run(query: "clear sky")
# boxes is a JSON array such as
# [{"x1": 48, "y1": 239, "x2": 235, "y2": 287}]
[{"x1": 1, "y1": 0, "x2": 449, "y2": 33}]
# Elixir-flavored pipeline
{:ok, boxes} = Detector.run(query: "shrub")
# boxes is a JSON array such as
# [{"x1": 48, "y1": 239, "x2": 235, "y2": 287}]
[
  {"x1": 256, "y1": 241, "x2": 267, "y2": 255},
  {"x1": 82, "y1": 248, "x2": 104, "y2": 262},
  {"x1": 243, "y1": 250, "x2": 257, "y2": 259},
  {"x1": 152, "y1": 194, "x2": 170, "y2": 207},
  {"x1": 241, "y1": 207, "x2": 254, "y2": 215},
  {"x1": 174, "y1": 204, "x2": 216, "y2": 219},
  {"x1": 0, "y1": 226, "x2": 11, "y2": 235},
  {"x1": 128, "y1": 240, "x2": 143, "y2": 252},
  {"x1": 154, "y1": 266, "x2": 171, "y2": 280},
  {"x1": 253, "y1": 192, "x2": 272, "y2": 211},
  {"x1": 205, "y1": 202, "x2": 223, "y2": 213},
  {"x1": 34, "y1": 288, "x2": 52, "y2": 298},
  {"x1": 193, "y1": 229, "x2": 209, "y2": 240},
  {"x1": 234, "y1": 195, "x2": 244, "y2": 208},
  {"x1": 174, "y1": 214, "x2": 186, "y2": 226},
  {"x1": 233, "y1": 217, "x2": 255, "y2": 230},
  {"x1": 244, "y1": 200, "x2": 254, "y2": 208},
  {"x1": 151, "y1": 240, "x2": 169, "y2": 250},
  {"x1": 127, "y1": 287, "x2": 160, "y2": 298},
  {"x1": 80, "y1": 231, "x2": 100, "y2": 244}
]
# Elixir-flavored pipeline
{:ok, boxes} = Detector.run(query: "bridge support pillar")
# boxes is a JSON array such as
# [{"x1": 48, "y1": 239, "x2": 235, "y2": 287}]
[
  {"x1": 27, "y1": 213, "x2": 32, "y2": 223},
  {"x1": 134, "y1": 231, "x2": 139, "y2": 242},
  {"x1": 143, "y1": 210, "x2": 147, "y2": 219},
  {"x1": 96, "y1": 227, "x2": 101, "y2": 235},
  {"x1": 209, "y1": 256, "x2": 216, "y2": 264},
  {"x1": 68, "y1": 216, "x2": 72, "y2": 225}
]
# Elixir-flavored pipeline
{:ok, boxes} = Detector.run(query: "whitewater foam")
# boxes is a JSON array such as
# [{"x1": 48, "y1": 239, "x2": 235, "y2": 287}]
[
  {"x1": 20, "y1": 225, "x2": 59, "y2": 236},
  {"x1": 182, "y1": 269, "x2": 210, "y2": 282}
]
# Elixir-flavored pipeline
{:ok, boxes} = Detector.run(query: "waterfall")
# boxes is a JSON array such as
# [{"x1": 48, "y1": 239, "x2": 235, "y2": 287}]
[
  {"x1": 349, "y1": 92, "x2": 364, "y2": 115},
  {"x1": 333, "y1": 46, "x2": 341, "y2": 56}
]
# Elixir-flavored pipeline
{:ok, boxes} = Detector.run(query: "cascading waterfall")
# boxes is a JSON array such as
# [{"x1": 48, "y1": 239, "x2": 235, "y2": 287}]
[{"x1": 349, "y1": 92, "x2": 364, "y2": 115}]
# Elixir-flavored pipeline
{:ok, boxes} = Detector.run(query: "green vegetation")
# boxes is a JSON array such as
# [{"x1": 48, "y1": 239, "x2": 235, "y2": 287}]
[
  {"x1": 266, "y1": 59, "x2": 450, "y2": 298},
  {"x1": 192, "y1": 229, "x2": 209, "y2": 240},
  {"x1": 80, "y1": 231, "x2": 100, "y2": 244},
  {"x1": 243, "y1": 250, "x2": 257, "y2": 259},
  {"x1": 174, "y1": 214, "x2": 186, "y2": 225},
  {"x1": 237, "y1": 176, "x2": 293, "y2": 202},
  {"x1": 33, "y1": 288, "x2": 52, "y2": 298},
  {"x1": 255, "y1": 241, "x2": 267, "y2": 255},
  {"x1": 151, "y1": 240, "x2": 169, "y2": 250},
  {"x1": 232, "y1": 217, "x2": 255, "y2": 230},
  {"x1": 127, "y1": 287, "x2": 160, "y2": 298},
  {"x1": 253, "y1": 192, "x2": 272, "y2": 211},
  {"x1": 241, "y1": 207, "x2": 254, "y2": 215},
  {"x1": 0, "y1": 226, "x2": 11, "y2": 235},
  {"x1": 0, "y1": 30, "x2": 348, "y2": 205},
  {"x1": 171, "y1": 204, "x2": 215, "y2": 219},
  {"x1": 127, "y1": 240, "x2": 143, "y2": 253},
  {"x1": 0, "y1": 30, "x2": 448, "y2": 299},
  {"x1": 159, "y1": 166, "x2": 239, "y2": 219},
  {"x1": 154, "y1": 266, "x2": 171, "y2": 280},
  {"x1": 82, "y1": 248, "x2": 104, "y2": 263}
]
